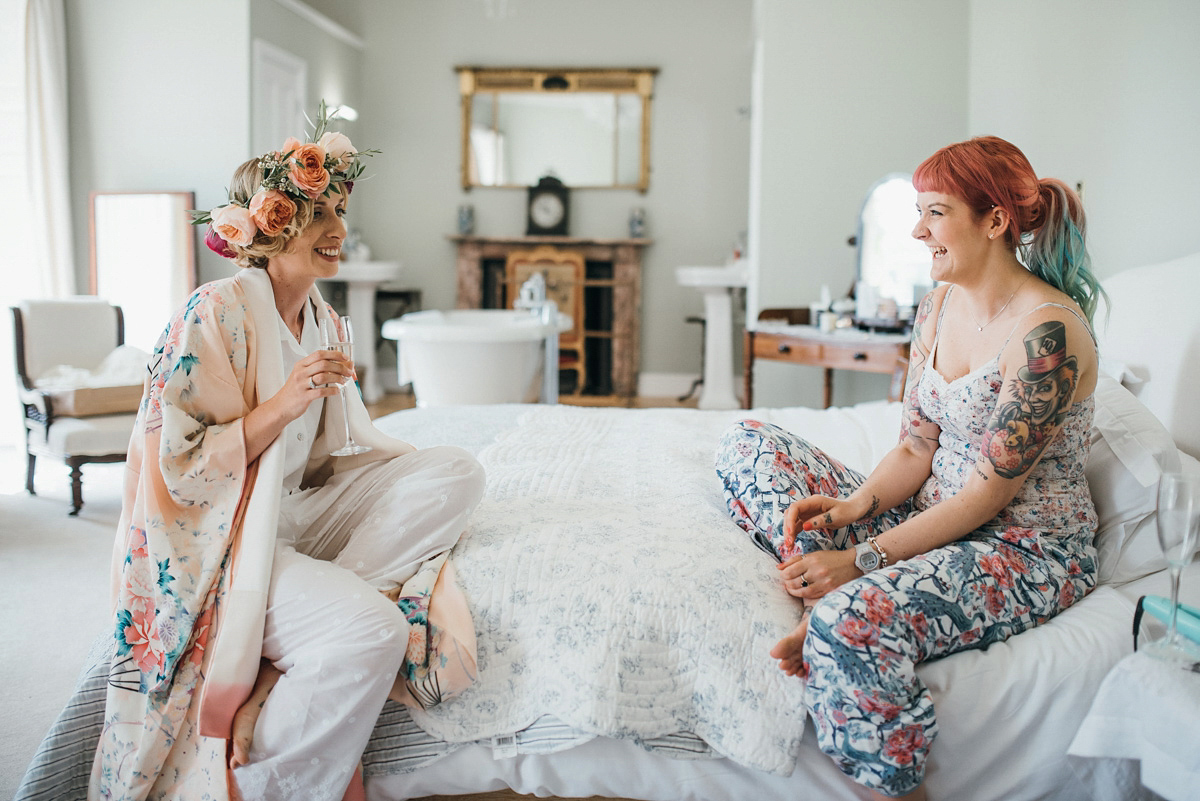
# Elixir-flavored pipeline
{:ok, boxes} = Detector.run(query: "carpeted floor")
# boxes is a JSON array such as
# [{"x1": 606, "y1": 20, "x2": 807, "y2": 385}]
[{"x1": 0, "y1": 447, "x2": 118, "y2": 798}]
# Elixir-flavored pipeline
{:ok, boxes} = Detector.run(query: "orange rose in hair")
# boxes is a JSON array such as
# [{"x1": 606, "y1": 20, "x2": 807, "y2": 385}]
[
  {"x1": 249, "y1": 189, "x2": 297, "y2": 237},
  {"x1": 210, "y1": 204, "x2": 256, "y2": 247},
  {"x1": 286, "y1": 139, "x2": 331, "y2": 199}
]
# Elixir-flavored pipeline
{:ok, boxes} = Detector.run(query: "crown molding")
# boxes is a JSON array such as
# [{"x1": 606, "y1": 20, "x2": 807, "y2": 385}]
[{"x1": 271, "y1": 0, "x2": 365, "y2": 51}]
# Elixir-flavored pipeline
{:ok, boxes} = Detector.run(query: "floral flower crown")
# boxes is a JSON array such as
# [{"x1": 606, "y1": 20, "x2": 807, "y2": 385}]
[{"x1": 191, "y1": 100, "x2": 376, "y2": 258}]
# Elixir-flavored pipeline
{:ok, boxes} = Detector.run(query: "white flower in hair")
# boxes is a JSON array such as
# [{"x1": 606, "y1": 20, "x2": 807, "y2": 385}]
[{"x1": 318, "y1": 131, "x2": 356, "y2": 171}]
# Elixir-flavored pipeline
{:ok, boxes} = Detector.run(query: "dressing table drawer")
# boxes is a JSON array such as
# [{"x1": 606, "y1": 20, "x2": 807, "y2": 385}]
[
  {"x1": 744, "y1": 326, "x2": 910, "y2": 408},
  {"x1": 752, "y1": 333, "x2": 824, "y2": 364},
  {"x1": 754, "y1": 333, "x2": 901, "y2": 371}
]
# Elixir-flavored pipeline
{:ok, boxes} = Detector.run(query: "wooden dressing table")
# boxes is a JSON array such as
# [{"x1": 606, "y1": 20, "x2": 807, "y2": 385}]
[{"x1": 743, "y1": 309, "x2": 910, "y2": 409}]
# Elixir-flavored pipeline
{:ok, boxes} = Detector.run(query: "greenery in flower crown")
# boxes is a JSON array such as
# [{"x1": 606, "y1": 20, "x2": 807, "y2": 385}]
[{"x1": 191, "y1": 100, "x2": 377, "y2": 257}]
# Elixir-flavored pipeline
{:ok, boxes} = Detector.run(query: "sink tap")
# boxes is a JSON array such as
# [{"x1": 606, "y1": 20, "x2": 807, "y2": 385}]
[
  {"x1": 514, "y1": 273, "x2": 548, "y2": 313},
  {"x1": 513, "y1": 272, "x2": 560, "y2": 404}
]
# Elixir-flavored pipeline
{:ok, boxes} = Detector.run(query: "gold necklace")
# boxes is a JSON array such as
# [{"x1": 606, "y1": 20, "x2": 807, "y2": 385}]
[
  {"x1": 287, "y1": 314, "x2": 304, "y2": 342},
  {"x1": 969, "y1": 274, "x2": 1031, "y2": 332}
]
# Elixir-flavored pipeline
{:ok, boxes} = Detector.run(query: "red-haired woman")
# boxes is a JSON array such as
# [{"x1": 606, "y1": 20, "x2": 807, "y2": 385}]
[{"x1": 716, "y1": 136, "x2": 1106, "y2": 799}]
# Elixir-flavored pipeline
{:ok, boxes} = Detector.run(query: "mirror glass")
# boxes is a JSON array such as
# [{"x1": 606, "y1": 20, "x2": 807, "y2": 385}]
[
  {"x1": 90, "y1": 191, "x2": 197, "y2": 351},
  {"x1": 857, "y1": 174, "x2": 933, "y2": 309},
  {"x1": 459, "y1": 67, "x2": 654, "y2": 191}
]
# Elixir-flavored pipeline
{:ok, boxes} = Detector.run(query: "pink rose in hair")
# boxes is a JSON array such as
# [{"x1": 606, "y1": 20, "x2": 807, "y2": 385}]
[
  {"x1": 287, "y1": 141, "x2": 331, "y2": 199},
  {"x1": 317, "y1": 131, "x2": 355, "y2": 171},
  {"x1": 249, "y1": 189, "x2": 297, "y2": 237},
  {"x1": 210, "y1": 204, "x2": 256, "y2": 247},
  {"x1": 204, "y1": 224, "x2": 236, "y2": 258}
]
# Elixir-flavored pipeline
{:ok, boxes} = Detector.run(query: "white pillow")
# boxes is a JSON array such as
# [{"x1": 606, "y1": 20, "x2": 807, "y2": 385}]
[{"x1": 1086, "y1": 373, "x2": 1182, "y2": 584}]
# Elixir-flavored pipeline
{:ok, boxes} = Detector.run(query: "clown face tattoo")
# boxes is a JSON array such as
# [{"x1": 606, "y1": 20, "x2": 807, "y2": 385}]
[{"x1": 981, "y1": 320, "x2": 1079, "y2": 479}]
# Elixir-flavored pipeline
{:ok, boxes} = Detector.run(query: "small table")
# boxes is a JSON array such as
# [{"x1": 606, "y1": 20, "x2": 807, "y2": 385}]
[
  {"x1": 743, "y1": 321, "x2": 910, "y2": 409},
  {"x1": 1068, "y1": 649, "x2": 1200, "y2": 801}
]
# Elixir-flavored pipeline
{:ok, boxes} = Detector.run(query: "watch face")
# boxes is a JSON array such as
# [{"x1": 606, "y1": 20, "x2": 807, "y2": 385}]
[
  {"x1": 530, "y1": 193, "x2": 565, "y2": 228},
  {"x1": 856, "y1": 544, "x2": 881, "y2": 572}
]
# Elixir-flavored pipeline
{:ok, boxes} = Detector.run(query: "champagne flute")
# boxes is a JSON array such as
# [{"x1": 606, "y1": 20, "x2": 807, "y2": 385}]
[
  {"x1": 319, "y1": 317, "x2": 372, "y2": 456},
  {"x1": 1145, "y1": 471, "x2": 1200, "y2": 662}
]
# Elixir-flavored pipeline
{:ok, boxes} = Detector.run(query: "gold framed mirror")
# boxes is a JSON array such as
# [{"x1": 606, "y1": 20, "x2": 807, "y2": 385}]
[{"x1": 457, "y1": 66, "x2": 656, "y2": 192}]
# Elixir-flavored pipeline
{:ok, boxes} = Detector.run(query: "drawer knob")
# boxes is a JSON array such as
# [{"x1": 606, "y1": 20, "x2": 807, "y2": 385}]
[
  {"x1": 778, "y1": 343, "x2": 792, "y2": 354},
  {"x1": 853, "y1": 352, "x2": 868, "y2": 360}
]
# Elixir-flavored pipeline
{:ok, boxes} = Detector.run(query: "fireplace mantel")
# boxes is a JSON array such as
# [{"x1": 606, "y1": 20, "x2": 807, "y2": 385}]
[
  {"x1": 450, "y1": 235, "x2": 652, "y2": 400},
  {"x1": 448, "y1": 235, "x2": 653, "y2": 246}
]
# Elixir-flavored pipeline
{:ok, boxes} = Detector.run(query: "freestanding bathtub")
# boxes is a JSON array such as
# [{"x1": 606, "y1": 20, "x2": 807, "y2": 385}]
[{"x1": 381, "y1": 309, "x2": 570, "y2": 406}]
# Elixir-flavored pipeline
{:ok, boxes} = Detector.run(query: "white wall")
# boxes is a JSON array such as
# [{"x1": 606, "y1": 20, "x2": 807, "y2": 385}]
[
  {"x1": 354, "y1": 0, "x2": 754, "y2": 378},
  {"x1": 748, "y1": 0, "x2": 969, "y2": 408},
  {"x1": 63, "y1": 0, "x2": 1200, "y2": 400},
  {"x1": 66, "y1": 0, "x2": 366, "y2": 292},
  {"x1": 66, "y1": 0, "x2": 252, "y2": 289},
  {"x1": 748, "y1": 0, "x2": 1200, "y2": 409},
  {"x1": 967, "y1": 0, "x2": 1200, "y2": 279},
  {"x1": 250, "y1": 0, "x2": 364, "y2": 151}
]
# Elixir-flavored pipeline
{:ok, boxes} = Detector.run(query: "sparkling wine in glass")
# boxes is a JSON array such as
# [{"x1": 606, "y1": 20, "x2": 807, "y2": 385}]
[
  {"x1": 320, "y1": 317, "x2": 372, "y2": 456},
  {"x1": 1145, "y1": 471, "x2": 1200, "y2": 662}
]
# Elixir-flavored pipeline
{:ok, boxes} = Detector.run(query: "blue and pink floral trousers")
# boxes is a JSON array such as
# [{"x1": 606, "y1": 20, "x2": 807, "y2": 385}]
[{"x1": 715, "y1": 420, "x2": 1095, "y2": 797}]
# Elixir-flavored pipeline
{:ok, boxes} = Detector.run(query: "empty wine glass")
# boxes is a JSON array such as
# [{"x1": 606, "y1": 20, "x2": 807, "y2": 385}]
[
  {"x1": 1144, "y1": 471, "x2": 1200, "y2": 662},
  {"x1": 319, "y1": 317, "x2": 372, "y2": 456}
]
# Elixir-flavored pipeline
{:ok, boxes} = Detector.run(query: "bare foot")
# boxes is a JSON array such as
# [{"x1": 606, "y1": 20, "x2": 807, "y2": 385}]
[
  {"x1": 230, "y1": 660, "x2": 283, "y2": 769},
  {"x1": 770, "y1": 605, "x2": 811, "y2": 677}
]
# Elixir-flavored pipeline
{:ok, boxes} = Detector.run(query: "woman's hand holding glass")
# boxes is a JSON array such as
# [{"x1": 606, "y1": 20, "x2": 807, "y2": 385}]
[
  {"x1": 276, "y1": 349, "x2": 349, "y2": 420},
  {"x1": 319, "y1": 317, "x2": 372, "y2": 456}
]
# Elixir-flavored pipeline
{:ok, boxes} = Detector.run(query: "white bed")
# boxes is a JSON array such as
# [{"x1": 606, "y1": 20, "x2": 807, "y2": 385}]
[
  {"x1": 16, "y1": 253, "x2": 1200, "y2": 801},
  {"x1": 356, "y1": 252, "x2": 1200, "y2": 801}
]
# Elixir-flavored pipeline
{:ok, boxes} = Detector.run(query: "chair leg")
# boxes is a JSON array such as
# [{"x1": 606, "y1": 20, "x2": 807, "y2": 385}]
[
  {"x1": 678, "y1": 375, "x2": 704, "y2": 403},
  {"x1": 26, "y1": 451, "x2": 36, "y2": 495},
  {"x1": 68, "y1": 458, "x2": 83, "y2": 516}
]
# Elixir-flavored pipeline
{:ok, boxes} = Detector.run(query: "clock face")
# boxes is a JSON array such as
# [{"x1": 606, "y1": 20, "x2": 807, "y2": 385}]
[{"x1": 530, "y1": 193, "x2": 565, "y2": 229}]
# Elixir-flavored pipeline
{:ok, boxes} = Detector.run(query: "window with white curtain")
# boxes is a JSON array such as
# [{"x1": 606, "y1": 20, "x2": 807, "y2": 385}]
[{"x1": 0, "y1": 0, "x2": 39, "y2": 448}]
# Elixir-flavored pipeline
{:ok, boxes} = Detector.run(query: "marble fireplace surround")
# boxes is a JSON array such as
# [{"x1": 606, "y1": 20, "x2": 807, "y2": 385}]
[{"x1": 450, "y1": 235, "x2": 651, "y2": 399}]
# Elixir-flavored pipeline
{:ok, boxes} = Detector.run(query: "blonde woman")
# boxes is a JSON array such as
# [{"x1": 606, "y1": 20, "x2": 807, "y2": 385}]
[{"x1": 91, "y1": 108, "x2": 484, "y2": 801}]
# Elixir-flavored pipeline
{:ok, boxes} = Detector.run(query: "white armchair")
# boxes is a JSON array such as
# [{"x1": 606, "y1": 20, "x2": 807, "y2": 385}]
[{"x1": 11, "y1": 298, "x2": 140, "y2": 515}]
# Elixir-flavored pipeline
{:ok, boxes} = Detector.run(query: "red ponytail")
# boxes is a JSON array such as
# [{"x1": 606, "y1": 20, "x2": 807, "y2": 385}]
[{"x1": 913, "y1": 136, "x2": 1103, "y2": 322}]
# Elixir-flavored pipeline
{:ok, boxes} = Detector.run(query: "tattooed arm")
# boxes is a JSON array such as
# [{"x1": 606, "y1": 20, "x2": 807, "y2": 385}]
[
  {"x1": 861, "y1": 308, "x2": 1094, "y2": 563},
  {"x1": 897, "y1": 289, "x2": 942, "y2": 451},
  {"x1": 843, "y1": 288, "x2": 944, "y2": 511},
  {"x1": 979, "y1": 317, "x2": 1081, "y2": 479},
  {"x1": 785, "y1": 289, "x2": 945, "y2": 539}
]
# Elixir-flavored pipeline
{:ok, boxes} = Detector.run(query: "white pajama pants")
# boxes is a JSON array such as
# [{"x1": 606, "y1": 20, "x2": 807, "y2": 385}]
[{"x1": 232, "y1": 446, "x2": 485, "y2": 801}]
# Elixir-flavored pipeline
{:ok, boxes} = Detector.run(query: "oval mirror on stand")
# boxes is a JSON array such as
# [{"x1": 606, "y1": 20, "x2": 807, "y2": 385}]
[{"x1": 854, "y1": 173, "x2": 934, "y2": 328}]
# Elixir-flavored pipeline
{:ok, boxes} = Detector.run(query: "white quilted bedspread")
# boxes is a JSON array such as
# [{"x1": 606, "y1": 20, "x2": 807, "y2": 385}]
[{"x1": 379, "y1": 401, "x2": 902, "y2": 775}]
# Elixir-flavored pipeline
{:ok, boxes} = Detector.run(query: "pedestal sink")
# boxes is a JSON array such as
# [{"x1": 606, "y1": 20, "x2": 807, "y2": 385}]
[
  {"x1": 675, "y1": 261, "x2": 748, "y2": 410},
  {"x1": 324, "y1": 260, "x2": 403, "y2": 404}
]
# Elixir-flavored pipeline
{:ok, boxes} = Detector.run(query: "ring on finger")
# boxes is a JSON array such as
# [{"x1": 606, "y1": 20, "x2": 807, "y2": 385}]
[
  {"x1": 308, "y1": 376, "x2": 316, "y2": 390},
  {"x1": 800, "y1": 576, "x2": 809, "y2": 587}
]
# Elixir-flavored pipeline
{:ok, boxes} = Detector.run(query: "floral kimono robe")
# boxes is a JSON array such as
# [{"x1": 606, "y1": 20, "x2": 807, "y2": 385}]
[{"x1": 90, "y1": 268, "x2": 475, "y2": 801}]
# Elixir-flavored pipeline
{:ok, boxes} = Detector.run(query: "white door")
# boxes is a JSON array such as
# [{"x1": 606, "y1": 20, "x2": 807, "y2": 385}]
[{"x1": 252, "y1": 39, "x2": 308, "y2": 155}]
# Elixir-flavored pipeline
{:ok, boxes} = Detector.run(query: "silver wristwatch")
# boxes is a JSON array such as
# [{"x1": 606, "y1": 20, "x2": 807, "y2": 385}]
[{"x1": 854, "y1": 541, "x2": 882, "y2": 574}]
